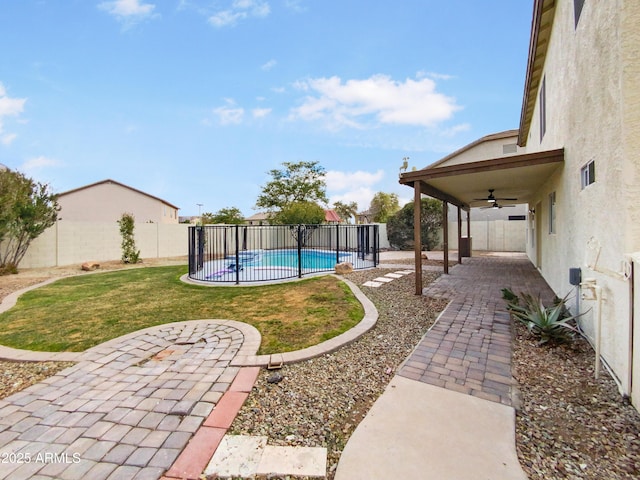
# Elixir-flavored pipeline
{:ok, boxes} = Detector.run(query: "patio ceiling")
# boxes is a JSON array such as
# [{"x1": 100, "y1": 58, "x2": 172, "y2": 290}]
[{"x1": 398, "y1": 148, "x2": 564, "y2": 209}]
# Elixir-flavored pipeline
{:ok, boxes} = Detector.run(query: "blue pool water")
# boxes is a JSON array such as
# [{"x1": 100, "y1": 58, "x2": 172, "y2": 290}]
[{"x1": 261, "y1": 249, "x2": 350, "y2": 270}]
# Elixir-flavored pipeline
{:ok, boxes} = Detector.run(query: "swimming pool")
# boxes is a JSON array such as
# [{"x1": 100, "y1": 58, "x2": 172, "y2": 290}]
[
  {"x1": 191, "y1": 248, "x2": 371, "y2": 283},
  {"x1": 187, "y1": 224, "x2": 380, "y2": 284}
]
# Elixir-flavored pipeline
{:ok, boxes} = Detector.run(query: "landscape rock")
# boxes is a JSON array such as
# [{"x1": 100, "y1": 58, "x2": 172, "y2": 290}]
[
  {"x1": 334, "y1": 262, "x2": 354, "y2": 275},
  {"x1": 81, "y1": 261, "x2": 100, "y2": 271}
]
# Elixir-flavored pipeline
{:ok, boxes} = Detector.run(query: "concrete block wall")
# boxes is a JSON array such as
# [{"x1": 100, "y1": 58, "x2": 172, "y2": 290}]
[
  {"x1": 18, "y1": 221, "x2": 191, "y2": 269},
  {"x1": 16, "y1": 222, "x2": 389, "y2": 269},
  {"x1": 447, "y1": 220, "x2": 526, "y2": 252}
]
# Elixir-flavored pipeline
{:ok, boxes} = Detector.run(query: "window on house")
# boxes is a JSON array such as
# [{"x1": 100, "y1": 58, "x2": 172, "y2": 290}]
[
  {"x1": 581, "y1": 160, "x2": 595, "y2": 188},
  {"x1": 549, "y1": 191, "x2": 556, "y2": 234},
  {"x1": 574, "y1": 0, "x2": 586, "y2": 27},
  {"x1": 539, "y1": 76, "x2": 546, "y2": 141}
]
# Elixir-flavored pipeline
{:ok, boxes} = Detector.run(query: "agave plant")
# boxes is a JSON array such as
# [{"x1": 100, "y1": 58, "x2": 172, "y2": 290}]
[
  {"x1": 501, "y1": 287, "x2": 520, "y2": 305},
  {"x1": 505, "y1": 292, "x2": 581, "y2": 345}
]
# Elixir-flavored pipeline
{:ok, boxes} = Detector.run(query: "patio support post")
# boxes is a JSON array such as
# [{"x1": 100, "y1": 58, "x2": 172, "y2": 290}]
[
  {"x1": 413, "y1": 183, "x2": 423, "y2": 295},
  {"x1": 457, "y1": 205, "x2": 462, "y2": 264},
  {"x1": 443, "y1": 201, "x2": 449, "y2": 274},
  {"x1": 467, "y1": 209, "x2": 472, "y2": 257}
]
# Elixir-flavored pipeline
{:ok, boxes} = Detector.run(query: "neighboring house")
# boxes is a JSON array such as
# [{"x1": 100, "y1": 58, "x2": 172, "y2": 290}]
[
  {"x1": 355, "y1": 210, "x2": 373, "y2": 224},
  {"x1": 400, "y1": 0, "x2": 640, "y2": 408},
  {"x1": 245, "y1": 212, "x2": 270, "y2": 225},
  {"x1": 324, "y1": 209, "x2": 342, "y2": 223},
  {"x1": 58, "y1": 179, "x2": 180, "y2": 224}
]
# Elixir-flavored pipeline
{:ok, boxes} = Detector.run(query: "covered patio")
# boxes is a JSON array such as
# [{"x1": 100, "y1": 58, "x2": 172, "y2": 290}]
[{"x1": 398, "y1": 148, "x2": 564, "y2": 295}]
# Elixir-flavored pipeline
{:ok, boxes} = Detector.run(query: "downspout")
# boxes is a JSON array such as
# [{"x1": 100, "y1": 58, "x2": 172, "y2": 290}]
[
  {"x1": 629, "y1": 260, "x2": 634, "y2": 397},
  {"x1": 581, "y1": 278, "x2": 603, "y2": 379}
]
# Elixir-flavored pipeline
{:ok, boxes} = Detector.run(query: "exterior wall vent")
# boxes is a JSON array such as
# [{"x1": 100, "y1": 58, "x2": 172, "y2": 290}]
[{"x1": 503, "y1": 143, "x2": 518, "y2": 154}]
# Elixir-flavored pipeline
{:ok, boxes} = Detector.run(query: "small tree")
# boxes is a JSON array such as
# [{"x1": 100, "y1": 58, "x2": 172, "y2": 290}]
[
  {"x1": 332, "y1": 201, "x2": 358, "y2": 224},
  {"x1": 387, "y1": 198, "x2": 442, "y2": 250},
  {"x1": 117, "y1": 213, "x2": 140, "y2": 264},
  {"x1": 255, "y1": 161, "x2": 328, "y2": 213},
  {"x1": 270, "y1": 201, "x2": 326, "y2": 225},
  {"x1": 0, "y1": 169, "x2": 59, "y2": 274},
  {"x1": 202, "y1": 207, "x2": 245, "y2": 224},
  {"x1": 271, "y1": 201, "x2": 326, "y2": 246},
  {"x1": 369, "y1": 192, "x2": 400, "y2": 223}
]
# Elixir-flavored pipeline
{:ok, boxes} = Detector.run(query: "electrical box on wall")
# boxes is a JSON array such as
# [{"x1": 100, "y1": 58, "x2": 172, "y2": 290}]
[{"x1": 569, "y1": 267, "x2": 581, "y2": 286}]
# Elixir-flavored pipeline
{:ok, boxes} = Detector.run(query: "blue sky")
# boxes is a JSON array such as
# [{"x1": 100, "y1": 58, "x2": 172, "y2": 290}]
[{"x1": 0, "y1": 0, "x2": 532, "y2": 217}]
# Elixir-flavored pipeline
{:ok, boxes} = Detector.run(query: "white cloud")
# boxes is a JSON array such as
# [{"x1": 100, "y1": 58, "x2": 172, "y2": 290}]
[
  {"x1": 212, "y1": 99, "x2": 244, "y2": 124},
  {"x1": 290, "y1": 74, "x2": 461, "y2": 129},
  {"x1": 0, "y1": 83, "x2": 27, "y2": 146},
  {"x1": 440, "y1": 123, "x2": 471, "y2": 137},
  {"x1": 0, "y1": 87, "x2": 26, "y2": 117},
  {"x1": 325, "y1": 169, "x2": 384, "y2": 192},
  {"x1": 418, "y1": 70, "x2": 456, "y2": 81},
  {"x1": 261, "y1": 59, "x2": 277, "y2": 71},
  {"x1": 283, "y1": 0, "x2": 306, "y2": 13},
  {"x1": 208, "y1": 0, "x2": 270, "y2": 27},
  {"x1": 252, "y1": 107, "x2": 271, "y2": 118},
  {"x1": 98, "y1": 0, "x2": 157, "y2": 24},
  {"x1": 21, "y1": 156, "x2": 61, "y2": 173},
  {"x1": 326, "y1": 169, "x2": 386, "y2": 212},
  {"x1": 1, "y1": 133, "x2": 17, "y2": 146},
  {"x1": 330, "y1": 187, "x2": 377, "y2": 213}
]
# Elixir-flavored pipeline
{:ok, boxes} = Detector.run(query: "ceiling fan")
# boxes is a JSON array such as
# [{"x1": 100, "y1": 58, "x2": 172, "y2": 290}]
[
  {"x1": 474, "y1": 189, "x2": 518, "y2": 204},
  {"x1": 480, "y1": 202, "x2": 515, "y2": 209}
]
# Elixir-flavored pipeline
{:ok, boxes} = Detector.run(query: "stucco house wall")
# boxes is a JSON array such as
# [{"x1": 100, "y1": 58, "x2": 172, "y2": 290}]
[
  {"x1": 522, "y1": 0, "x2": 640, "y2": 397},
  {"x1": 428, "y1": 130, "x2": 524, "y2": 168},
  {"x1": 58, "y1": 179, "x2": 179, "y2": 224}
]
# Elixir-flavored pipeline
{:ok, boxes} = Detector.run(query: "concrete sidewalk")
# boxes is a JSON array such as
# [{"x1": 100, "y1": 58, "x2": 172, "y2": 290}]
[
  {"x1": 336, "y1": 253, "x2": 552, "y2": 479},
  {"x1": 335, "y1": 376, "x2": 526, "y2": 480}
]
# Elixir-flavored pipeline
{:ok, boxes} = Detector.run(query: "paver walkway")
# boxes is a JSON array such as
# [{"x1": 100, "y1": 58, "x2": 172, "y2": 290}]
[
  {"x1": 0, "y1": 320, "x2": 260, "y2": 480},
  {"x1": 397, "y1": 253, "x2": 556, "y2": 406}
]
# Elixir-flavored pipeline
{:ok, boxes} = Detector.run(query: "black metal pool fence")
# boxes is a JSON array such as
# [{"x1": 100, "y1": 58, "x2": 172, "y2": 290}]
[{"x1": 188, "y1": 224, "x2": 379, "y2": 284}]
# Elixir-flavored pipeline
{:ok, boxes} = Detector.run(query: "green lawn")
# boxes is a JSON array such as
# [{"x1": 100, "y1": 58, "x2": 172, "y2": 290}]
[{"x1": 0, "y1": 266, "x2": 364, "y2": 355}]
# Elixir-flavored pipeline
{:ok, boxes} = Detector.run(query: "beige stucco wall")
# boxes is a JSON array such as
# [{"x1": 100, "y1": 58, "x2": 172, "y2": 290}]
[
  {"x1": 436, "y1": 132, "x2": 524, "y2": 167},
  {"x1": 19, "y1": 222, "x2": 190, "y2": 268},
  {"x1": 58, "y1": 182, "x2": 179, "y2": 224},
  {"x1": 523, "y1": 0, "x2": 640, "y2": 397}
]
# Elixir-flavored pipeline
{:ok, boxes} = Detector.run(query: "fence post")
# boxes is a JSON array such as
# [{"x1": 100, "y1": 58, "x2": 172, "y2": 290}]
[
  {"x1": 374, "y1": 225, "x2": 379, "y2": 266},
  {"x1": 297, "y1": 224, "x2": 303, "y2": 278},
  {"x1": 336, "y1": 224, "x2": 340, "y2": 265},
  {"x1": 235, "y1": 224, "x2": 240, "y2": 285}
]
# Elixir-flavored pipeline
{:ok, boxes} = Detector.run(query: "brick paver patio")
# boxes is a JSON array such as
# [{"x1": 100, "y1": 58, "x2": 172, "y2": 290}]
[
  {"x1": 398, "y1": 254, "x2": 556, "y2": 406},
  {"x1": 0, "y1": 320, "x2": 260, "y2": 480}
]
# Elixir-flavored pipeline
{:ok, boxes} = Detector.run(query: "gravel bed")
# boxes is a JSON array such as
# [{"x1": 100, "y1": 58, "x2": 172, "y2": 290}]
[
  {"x1": 0, "y1": 360, "x2": 74, "y2": 400},
  {"x1": 513, "y1": 321, "x2": 640, "y2": 479},
  {"x1": 228, "y1": 269, "x2": 447, "y2": 479}
]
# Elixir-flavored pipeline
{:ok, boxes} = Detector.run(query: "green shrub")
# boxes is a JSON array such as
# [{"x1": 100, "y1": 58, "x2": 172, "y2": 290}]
[{"x1": 117, "y1": 213, "x2": 141, "y2": 264}]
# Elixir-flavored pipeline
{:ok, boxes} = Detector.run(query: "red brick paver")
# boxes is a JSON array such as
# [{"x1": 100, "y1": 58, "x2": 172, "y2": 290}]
[{"x1": 398, "y1": 254, "x2": 556, "y2": 406}]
